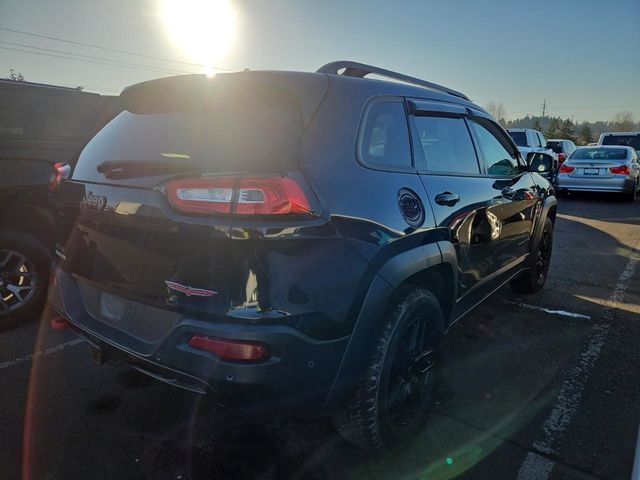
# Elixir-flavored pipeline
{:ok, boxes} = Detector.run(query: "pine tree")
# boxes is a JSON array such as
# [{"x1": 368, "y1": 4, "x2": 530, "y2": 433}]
[
  {"x1": 532, "y1": 118, "x2": 543, "y2": 131},
  {"x1": 578, "y1": 124, "x2": 593, "y2": 145},
  {"x1": 545, "y1": 118, "x2": 560, "y2": 139},
  {"x1": 558, "y1": 118, "x2": 576, "y2": 142}
]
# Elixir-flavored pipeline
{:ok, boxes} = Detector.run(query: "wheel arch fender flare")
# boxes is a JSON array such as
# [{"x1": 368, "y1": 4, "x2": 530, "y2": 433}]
[
  {"x1": 323, "y1": 241, "x2": 459, "y2": 409},
  {"x1": 532, "y1": 195, "x2": 557, "y2": 250}
]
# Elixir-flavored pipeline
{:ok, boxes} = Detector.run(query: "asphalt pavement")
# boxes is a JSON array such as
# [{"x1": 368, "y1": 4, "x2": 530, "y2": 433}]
[{"x1": 1, "y1": 192, "x2": 639, "y2": 480}]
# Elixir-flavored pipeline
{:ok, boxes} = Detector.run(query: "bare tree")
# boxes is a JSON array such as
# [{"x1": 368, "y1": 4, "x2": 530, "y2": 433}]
[
  {"x1": 485, "y1": 101, "x2": 507, "y2": 126},
  {"x1": 612, "y1": 111, "x2": 635, "y2": 132}
]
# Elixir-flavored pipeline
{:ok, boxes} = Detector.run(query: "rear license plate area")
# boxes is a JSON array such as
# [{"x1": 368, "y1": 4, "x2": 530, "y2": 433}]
[
  {"x1": 583, "y1": 168, "x2": 599, "y2": 175},
  {"x1": 99, "y1": 291, "x2": 128, "y2": 323}
]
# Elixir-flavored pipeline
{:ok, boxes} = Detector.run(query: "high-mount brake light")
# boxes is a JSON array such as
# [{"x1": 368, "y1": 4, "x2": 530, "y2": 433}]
[
  {"x1": 49, "y1": 162, "x2": 71, "y2": 191},
  {"x1": 559, "y1": 164, "x2": 575, "y2": 173},
  {"x1": 166, "y1": 175, "x2": 312, "y2": 216},
  {"x1": 609, "y1": 165, "x2": 630, "y2": 175}
]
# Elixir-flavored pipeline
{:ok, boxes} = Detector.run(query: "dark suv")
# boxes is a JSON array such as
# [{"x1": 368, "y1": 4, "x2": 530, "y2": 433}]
[{"x1": 48, "y1": 62, "x2": 556, "y2": 450}]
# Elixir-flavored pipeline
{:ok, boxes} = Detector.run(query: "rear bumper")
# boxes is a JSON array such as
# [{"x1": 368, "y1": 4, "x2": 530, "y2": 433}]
[
  {"x1": 48, "y1": 267, "x2": 349, "y2": 414},
  {"x1": 556, "y1": 174, "x2": 635, "y2": 193}
]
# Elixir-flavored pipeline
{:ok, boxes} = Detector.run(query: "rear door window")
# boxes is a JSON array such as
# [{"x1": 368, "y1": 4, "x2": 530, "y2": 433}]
[
  {"x1": 358, "y1": 101, "x2": 412, "y2": 170},
  {"x1": 412, "y1": 116, "x2": 479, "y2": 174}
]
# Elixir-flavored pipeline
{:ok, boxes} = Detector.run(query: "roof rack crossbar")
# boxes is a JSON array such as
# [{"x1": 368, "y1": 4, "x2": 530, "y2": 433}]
[{"x1": 317, "y1": 61, "x2": 470, "y2": 101}]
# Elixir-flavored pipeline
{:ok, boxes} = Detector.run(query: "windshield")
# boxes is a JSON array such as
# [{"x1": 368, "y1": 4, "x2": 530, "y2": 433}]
[
  {"x1": 601, "y1": 134, "x2": 640, "y2": 150},
  {"x1": 569, "y1": 147, "x2": 628, "y2": 160},
  {"x1": 508, "y1": 131, "x2": 527, "y2": 146}
]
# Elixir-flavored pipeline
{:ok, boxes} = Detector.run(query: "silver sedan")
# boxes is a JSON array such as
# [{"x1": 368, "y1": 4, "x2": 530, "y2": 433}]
[{"x1": 556, "y1": 146, "x2": 640, "y2": 201}]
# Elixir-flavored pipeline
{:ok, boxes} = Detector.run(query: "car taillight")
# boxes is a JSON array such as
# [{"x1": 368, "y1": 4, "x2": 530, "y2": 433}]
[
  {"x1": 166, "y1": 175, "x2": 313, "y2": 216},
  {"x1": 49, "y1": 162, "x2": 71, "y2": 191},
  {"x1": 559, "y1": 164, "x2": 575, "y2": 173},
  {"x1": 609, "y1": 165, "x2": 630, "y2": 175},
  {"x1": 188, "y1": 335, "x2": 270, "y2": 361}
]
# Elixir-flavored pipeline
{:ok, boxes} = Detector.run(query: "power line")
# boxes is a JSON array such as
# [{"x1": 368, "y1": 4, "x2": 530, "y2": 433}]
[
  {"x1": 0, "y1": 26, "x2": 235, "y2": 71},
  {"x1": 0, "y1": 41, "x2": 192, "y2": 75},
  {"x1": 0, "y1": 45, "x2": 196, "y2": 76}
]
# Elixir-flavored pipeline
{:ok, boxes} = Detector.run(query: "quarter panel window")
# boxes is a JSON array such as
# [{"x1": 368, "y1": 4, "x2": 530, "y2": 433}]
[
  {"x1": 412, "y1": 116, "x2": 479, "y2": 174},
  {"x1": 470, "y1": 120, "x2": 520, "y2": 176},
  {"x1": 358, "y1": 101, "x2": 412, "y2": 169}
]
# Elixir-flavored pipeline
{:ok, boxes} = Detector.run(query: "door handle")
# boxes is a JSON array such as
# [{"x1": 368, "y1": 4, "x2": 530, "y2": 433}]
[{"x1": 434, "y1": 192, "x2": 460, "y2": 206}]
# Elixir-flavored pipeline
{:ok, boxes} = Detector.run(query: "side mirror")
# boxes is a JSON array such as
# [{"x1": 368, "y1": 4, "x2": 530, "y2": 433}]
[{"x1": 527, "y1": 152, "x2": 553, "y2": 174}]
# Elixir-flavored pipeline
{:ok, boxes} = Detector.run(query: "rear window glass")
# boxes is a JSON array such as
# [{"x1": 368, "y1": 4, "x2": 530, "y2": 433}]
[
  {"x1": 508, "y1": 131, "x2": 527, "y2": 147},
  {"x1": 601, "y1": 134, "x2": 640, "y2": 150},
  {"x1": 570, "y1": 148, "x2": 628, "y2": 160},
  {"x1": 74, "y1": 103, "x2": 305, "y2": 182},
  {"x1": 358, "y1": 101, "x2": 412, "y2": 169}
]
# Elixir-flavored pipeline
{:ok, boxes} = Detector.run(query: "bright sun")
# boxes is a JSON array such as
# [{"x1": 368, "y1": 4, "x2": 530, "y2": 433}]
[{"x1": 161, "y1": 0, "x2": 237, "y2": 74}]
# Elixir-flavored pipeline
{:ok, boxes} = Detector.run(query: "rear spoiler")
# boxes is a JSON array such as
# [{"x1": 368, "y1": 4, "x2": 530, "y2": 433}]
[{"x1": 120, "y1": 74, "x2": 215, "y2": 114}]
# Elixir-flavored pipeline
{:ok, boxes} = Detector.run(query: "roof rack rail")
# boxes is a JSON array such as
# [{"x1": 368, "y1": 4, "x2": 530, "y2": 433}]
[{"x1": 317, "y1": 61, "x2": 470, "y2": 101}]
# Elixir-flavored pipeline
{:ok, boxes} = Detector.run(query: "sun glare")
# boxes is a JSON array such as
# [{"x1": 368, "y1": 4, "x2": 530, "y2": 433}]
[{"x1": 161, "y1": 0, "x2": 237, "y2": 73}]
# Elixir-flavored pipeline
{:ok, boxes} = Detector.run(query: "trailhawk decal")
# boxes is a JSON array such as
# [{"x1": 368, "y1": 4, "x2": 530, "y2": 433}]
[{"x1": 164, "y1": 280, "x2": 217, "y2": 297}]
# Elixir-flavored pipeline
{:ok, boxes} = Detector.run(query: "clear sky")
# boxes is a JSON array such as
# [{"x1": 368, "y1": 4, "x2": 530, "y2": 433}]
[{"x1": 1, "y1": 0, "x2": 638, "y2": 122}]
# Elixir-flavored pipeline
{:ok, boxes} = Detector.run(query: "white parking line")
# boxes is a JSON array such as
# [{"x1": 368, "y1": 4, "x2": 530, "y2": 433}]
[
  {"x1": 0, "y1": 339, "x2": 83, "y2": 370},
  {"x1": 516, "y1": 245, "x2": 640, "y2": 480},
  {"x1": 507, "y1": 301, "x2": 591, "y2": 320}
]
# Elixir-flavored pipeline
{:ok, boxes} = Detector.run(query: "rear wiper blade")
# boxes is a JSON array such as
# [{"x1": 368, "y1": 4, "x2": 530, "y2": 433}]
[{"x1": 96, "y1": 159, "x2": 200, "y2": 180}]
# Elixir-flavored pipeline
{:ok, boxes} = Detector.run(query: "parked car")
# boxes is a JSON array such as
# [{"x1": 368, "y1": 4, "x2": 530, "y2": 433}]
[
  {"x1": 47, "y1": 62, "x2": 557, "y2": 450},
  {"x1": 0, "y1": 79, "x2": 121, "y2": 326},
  {"x1": 506, "y1": 128, "x2": 556, "y2": 157},
  {"x1": 507, "y1": 128, "x2": 558, "y2": 180},
  {"x1": 548, "y1": 138, "x2": 577, "y2": 163},
  {"x1": 598, "y1": 132, "x2": 640, "y2": 155},
  {"x1": 556, "y1": 146, "x2": 640, "y2": 201}
]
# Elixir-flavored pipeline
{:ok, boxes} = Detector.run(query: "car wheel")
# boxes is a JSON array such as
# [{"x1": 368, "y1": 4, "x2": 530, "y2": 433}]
[
  {"x1": 332, "y1": 287, "x2": 444, "y2": 450},
  {"x1": 0, "y1": 229, "x2": 51, "y2": 329},
  {"x1": 510, "y1": 217, "x2": 553, "y2": 294}
]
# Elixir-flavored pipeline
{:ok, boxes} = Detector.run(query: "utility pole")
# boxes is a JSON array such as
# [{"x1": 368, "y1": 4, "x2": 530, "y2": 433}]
[{"x1": 541, "y1": 99, "x2": 547, "y2": 126}]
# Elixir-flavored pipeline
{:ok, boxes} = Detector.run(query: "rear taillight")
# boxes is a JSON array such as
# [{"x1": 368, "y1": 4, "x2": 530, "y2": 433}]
[
  {"x1": 49, "y1": 162, "x2": 71, "y2": 191},
  {"x1": 188, "y1": 335, "x2": 270, "y2": 361},
  {"x1": 609, "y1": 165, "x2": 630, "y2": 175},
  {"x1": 559, "y1": 164, "x2": 575, "y2": 173},
  {"x1": 166, "y1": 175, "x2": 313, "y2": 216}
]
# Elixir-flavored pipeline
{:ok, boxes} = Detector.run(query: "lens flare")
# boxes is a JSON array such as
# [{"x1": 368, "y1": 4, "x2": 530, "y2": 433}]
[{"x1": 161, "y1": 0, "x2": 237, "y2": 73}]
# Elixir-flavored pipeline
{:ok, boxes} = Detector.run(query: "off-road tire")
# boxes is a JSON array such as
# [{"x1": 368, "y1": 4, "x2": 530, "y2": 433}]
[
  {"x1": 510, "y1": 217, "x2": 553, "y2": 294},
  {"x1": 332, "y1": 287, "x2": 444, "y2": 450}
]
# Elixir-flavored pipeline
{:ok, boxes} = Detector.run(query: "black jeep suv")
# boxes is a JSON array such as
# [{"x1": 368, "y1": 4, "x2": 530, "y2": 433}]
[{"x1": 48, "y1": 62, "x2": 556, "y2": 449}]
